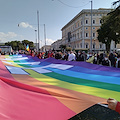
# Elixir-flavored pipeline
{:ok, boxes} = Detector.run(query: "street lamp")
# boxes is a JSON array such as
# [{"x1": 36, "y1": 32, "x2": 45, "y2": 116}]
[
  {"x1": 90, "y1": 0, "x2": 93, "y2": 52},
  {"x1": 37, "y1": 10, "x2": 40, "y2": 51},
  {"x1": 44, "y1": 24, "x2": 46, "y2": 52},
  {"x1": 35, "y1": 30, "x2": 37, "y2": 50}
]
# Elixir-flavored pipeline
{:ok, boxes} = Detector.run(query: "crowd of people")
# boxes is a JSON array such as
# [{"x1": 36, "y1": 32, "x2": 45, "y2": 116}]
[
  {"x1": 24, "y1": 50, "x2": 120, "y2": 114},
  {"x1": 1, "y1": 49, "x2": 120, "y2": 68},
  {"x1": 1, "y1": 49, "x2": 120, "y2": 114},
  {"x1": 26, "y1": 50, "x2": 120, "y2": 68}
]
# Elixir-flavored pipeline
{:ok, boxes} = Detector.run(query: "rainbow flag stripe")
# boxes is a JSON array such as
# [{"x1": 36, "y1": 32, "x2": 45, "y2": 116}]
[{"x1": 0, "y1": 55, "x2": 120, "y2": 120}]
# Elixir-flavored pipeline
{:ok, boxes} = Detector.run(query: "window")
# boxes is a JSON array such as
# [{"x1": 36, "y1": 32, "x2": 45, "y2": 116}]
[
  {"x1": 73, "y1": 34, "x2": 74, "y2": 39},
  {"x1": 77, "y1": 44, "x2": 79, "y2": 48},
  {"x1": 81, "y1": 21, "x2": 82, "y2": 25},
  {"x1": 93, "y1": 44, "x2": 95, "y2": 49},
  {"x1": 77, "y1": 33, "x2": 79, "y2": 39},
  {"x1": 93, "y1": 33, "x2": 95, "y2": 37},
  {"x1": 75, "y1": 24, "x2": 76, "y2": 28},
  {"x1": 100, "y1": 44, "x2": 102, "y2": 49},
  {"x1": 80, "y1": 43, "x2": 82, "y2": 48},
  {"x1": 85, "y1": 43, "x2": 89, "y2": 48},
  {"x1": 93, "y1": 20, "x2": 95, "y2": 24},
  {"x1": 85, "y1": 20, "x2": 88, "y2": 24},
  {"x1": 75, "y1": 44, "x2": 76, "y2": 48},
  {"x1": 80, "y1": 32, "x2": 82, "y2": 38},
  {"x1": 85, "y1": 33, "x2": 88, "y2": 37},
  {"x1": 75, "y1": 34, "x2": 76, "y2": 39}
]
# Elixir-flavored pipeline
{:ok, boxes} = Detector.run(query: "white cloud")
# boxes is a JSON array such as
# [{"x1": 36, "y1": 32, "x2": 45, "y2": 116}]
[
  {"x1": 39, "y1": 38, "x2": 55, "y2": 48},
  {"x1": 0, "y1": 32, "x2": 18, "y2": 42},
  {"x1": 46, "y1": 38, "x2": 55, "y2": 45},
  {"x1": 18, "y1": 22, "x2": 35, "y2": 29}
]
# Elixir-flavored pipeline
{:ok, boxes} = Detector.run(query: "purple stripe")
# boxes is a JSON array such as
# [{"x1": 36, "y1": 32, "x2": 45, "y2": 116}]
[{"x1": 40, "y1": 57, "x2": 120, "y2": 73}]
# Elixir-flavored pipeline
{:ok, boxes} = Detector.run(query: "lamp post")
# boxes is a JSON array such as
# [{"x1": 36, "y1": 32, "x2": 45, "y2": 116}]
[
  {"x1": 44, "y1": 24, "x2": 46, "y2": 52},
  {"x1": 37, "y1": 10, "x2": 40, "y2": 51},
  {"x1": 35, "y1": 30, "x2": 37, "y2": 50},
  {"x1": 90, "y1": 0, "x2": 93, "y2": 52}
]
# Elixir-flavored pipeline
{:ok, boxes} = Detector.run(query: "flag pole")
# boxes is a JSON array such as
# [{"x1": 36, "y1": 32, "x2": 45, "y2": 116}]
[{"x1": 37, "y1": 10, "x2": 40, "y2": 51}]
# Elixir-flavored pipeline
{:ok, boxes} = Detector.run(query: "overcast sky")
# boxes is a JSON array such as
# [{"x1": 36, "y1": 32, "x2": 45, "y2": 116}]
[{"x1": 0, "y1": 0, "x2": 115, "y2": 47}]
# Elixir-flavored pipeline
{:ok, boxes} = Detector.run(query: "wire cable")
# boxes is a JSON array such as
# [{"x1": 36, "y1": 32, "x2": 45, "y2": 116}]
[{"x1": 57, "y1": 0, "x2": 90, "y2": 8}]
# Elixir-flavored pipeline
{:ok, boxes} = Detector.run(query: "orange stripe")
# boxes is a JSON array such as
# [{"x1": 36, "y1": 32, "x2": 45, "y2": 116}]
[{"x1": 12, "y1": 74, "x2": 107, "y2": 113}]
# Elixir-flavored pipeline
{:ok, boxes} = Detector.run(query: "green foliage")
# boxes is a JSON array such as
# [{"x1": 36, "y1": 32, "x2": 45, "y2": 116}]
[
  {"x1": 97, "y1": 3, "x2": 120, "y2": 52},
  {"x1": 59, "y1": 44, "x2": 66, "y2": 51},
  {"x1": 66, "y1": 47, "x2": 72, "y2": 51},
  {"x1": 5, "y1": 40, "x2": 34, "y2": 51}
]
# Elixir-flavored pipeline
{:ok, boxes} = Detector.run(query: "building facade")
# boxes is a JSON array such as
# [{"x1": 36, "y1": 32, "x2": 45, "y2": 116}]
[
  {"x1": 61, "y1": 8, "x2": 112, "y2": 51},
  {"x1": 41, "y1": 45, "x2": 51, "y2": 52},
  {"x1": 51, "y1": 39, "x2": 62, "y2": 51}
]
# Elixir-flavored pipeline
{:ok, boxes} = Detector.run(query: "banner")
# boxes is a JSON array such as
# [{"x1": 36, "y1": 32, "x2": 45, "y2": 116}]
[
  {"x1": 0, "y1": 55, "x2": 120, "y2": 120},
  {"x1": 26, "y1": 44, "x2": 30, "y2": 51}
]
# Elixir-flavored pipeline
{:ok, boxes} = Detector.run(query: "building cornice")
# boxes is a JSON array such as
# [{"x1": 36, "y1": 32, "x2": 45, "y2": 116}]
[{"x1": 61, "y1": 8, "x2": 113, "y2": 31}]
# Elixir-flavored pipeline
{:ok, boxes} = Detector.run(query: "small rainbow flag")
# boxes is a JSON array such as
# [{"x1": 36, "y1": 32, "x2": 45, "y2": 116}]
[{"x1": 26, "y1": 44, "x2": 29, "y2": 51}]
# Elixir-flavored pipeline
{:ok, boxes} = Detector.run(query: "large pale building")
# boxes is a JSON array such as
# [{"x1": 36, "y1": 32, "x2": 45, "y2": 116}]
[{"x1": 61, "y1": 8, "x2": 112, "y2": 51}]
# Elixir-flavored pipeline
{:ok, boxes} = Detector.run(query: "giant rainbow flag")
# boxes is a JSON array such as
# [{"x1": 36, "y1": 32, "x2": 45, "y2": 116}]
[{"x1": 0, "y1": 55, "x2": 120, "y2": 120}]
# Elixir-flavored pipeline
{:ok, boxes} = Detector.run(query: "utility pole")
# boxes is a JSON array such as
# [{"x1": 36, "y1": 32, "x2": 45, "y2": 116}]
[
  {"x1": 37, "y1": 10, "x2": 40, "y2": 51},
  {"x1": 35, "y1": 30, "x2": 37, "y2": 50},
  {"x1": 90, "y1": 0, "x2": 93, "y2": 52},
  {"x1": 44, "y1": 24, "x2": 46, "y2": 52}
]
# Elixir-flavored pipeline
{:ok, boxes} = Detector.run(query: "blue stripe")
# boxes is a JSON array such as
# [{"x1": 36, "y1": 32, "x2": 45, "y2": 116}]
[
  {"x1": 69, "y1": 66, "x2": 120, "y2": 77},
  {"x1": 46, "y1": 67, "x2": 120, "y2": 85}
]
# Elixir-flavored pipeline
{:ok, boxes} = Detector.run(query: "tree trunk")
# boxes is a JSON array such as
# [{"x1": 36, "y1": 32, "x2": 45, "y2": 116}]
[{"x1": 106, "y1": 43, "x2": 110, "y2": 54}]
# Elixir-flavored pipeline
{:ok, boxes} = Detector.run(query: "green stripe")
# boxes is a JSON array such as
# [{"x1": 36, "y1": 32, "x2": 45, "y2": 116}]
[
  {"x1": 24, "y1": 69, "x2": 120, "y2": 101},
  {"x1": 13, "y1": 60, "x2": 21, "y2": 63},
  {"x1": 43, "y1": 72, "x2": 120, "y2": 92},
  {"x1": 18, "y1": 64, "x2": 32, "y2": 68}
]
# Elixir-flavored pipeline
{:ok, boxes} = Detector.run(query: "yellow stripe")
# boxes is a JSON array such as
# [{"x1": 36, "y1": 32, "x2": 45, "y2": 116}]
[
  {"x1": 24, "y1": 69, "x2": 120, "y2": 101},
  {"x1": 4, "y1": 56, "x2": 21, "y2": 67}
]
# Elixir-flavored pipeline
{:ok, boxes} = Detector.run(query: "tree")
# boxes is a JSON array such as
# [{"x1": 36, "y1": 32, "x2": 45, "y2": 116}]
[
  {"x1": 97, "y1": 5, "x2": 120, "y2": 52},
  {"x1": 113, "y1": 0, "x2": 120, "y2": 7},
  {"x1": 59, "y1": 44, "x2": 66, "y2": 51},
  {"x1": 22, "y1": 40, "x2": 34, "y2": 49},
  {"x1": 5, "y1": 40, "x2": 34, "y2": 51},
  {"x1": 66, "y1": 47, "x2": 72, "y2": 51},
  {"x1": 110, "y1": 0, "x2": 120, "y2": 34}
]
